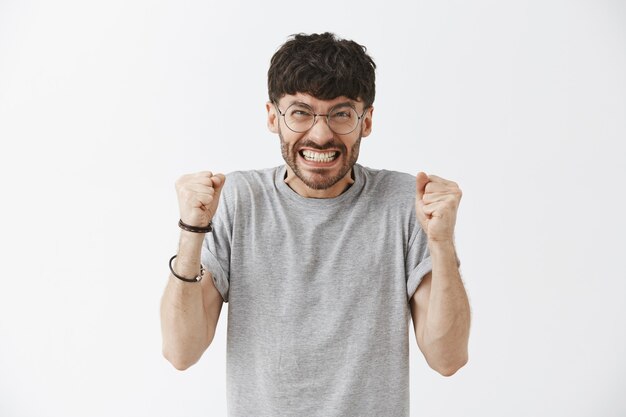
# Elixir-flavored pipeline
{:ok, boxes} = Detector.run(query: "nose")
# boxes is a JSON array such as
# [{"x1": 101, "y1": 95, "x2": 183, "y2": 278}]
[{"x1": 308, "y1": 114, "x2": 334, "y2": 142}]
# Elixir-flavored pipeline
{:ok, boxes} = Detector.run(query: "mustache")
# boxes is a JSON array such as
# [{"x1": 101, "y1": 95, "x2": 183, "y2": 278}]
[{"x1": 296, "y1": 139, "x2": 346, "y2": 152}]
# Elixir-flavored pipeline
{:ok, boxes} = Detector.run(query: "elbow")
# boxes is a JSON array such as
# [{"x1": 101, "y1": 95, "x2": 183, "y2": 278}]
[
  {"x1": 161, "y1": 332, "x2": 212, "y2": 371},
  {"x1": 432, "y1": 355, "x2": 468, "y2": 377},
  {"x1": 162, "y1": 347, "x2": 200, "y2": 371},
  {"x1": 168, "y1": 358, "x2": 194, "y2": 371}
]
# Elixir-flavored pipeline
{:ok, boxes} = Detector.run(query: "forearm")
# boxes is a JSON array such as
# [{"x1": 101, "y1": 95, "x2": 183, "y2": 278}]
[
  {"x1": 421, "y1": 240, "x2": 470, "y2": 374},
  {"x1": 160, "y1": 231, "x2": 210, "y2": 370}
]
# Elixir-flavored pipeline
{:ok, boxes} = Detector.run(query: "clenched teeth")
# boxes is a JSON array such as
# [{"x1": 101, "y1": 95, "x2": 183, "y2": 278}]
[{"x1": 301, "y1": 150, "x2": 338, "y2": 162}]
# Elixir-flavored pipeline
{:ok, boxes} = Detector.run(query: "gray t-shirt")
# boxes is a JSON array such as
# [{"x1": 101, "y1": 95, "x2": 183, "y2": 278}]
[{"x1": 202, "y1": 163, "x2": 433, "y2": 417}]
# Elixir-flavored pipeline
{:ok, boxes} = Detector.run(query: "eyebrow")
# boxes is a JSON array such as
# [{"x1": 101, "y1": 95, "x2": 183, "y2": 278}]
[{"x1": 288, "y1": 100, "x2": 357, "y2": 111}]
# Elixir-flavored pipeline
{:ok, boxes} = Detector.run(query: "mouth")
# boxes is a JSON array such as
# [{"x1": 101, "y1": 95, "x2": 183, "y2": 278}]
[{"x1": 298, "y1": 149, "x2": 340, "y2": 165}]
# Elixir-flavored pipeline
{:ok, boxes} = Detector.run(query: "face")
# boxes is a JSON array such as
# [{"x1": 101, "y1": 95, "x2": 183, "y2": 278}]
[{"x1": 267, "y1": 93, "x2": 373, "y2": 196}]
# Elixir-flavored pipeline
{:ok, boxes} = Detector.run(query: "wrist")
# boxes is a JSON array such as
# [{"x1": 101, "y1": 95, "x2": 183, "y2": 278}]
[
  {"x1": 428, "y1": 239, "x2": 461, "y2": 267},
  {"x1": 428, "y1": 237, "x2": 454, "y2": 247},
  {"x1": 177, "y1": 230, "x2": 206, "y2": 259},
  {"x1": 428, "y1": 239, "x2": 456, "y2": 256},
  {"x1": 178, "y1": 218, "x2": 212, "y2": 233},
  {"x1": 179, "y1": 229, "x2": 207, "y2": 242}
]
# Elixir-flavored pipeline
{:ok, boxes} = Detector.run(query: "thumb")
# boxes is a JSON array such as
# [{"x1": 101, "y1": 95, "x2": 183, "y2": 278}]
[
  {"x1": 211, "y1": 174, "x2": 226, "y2": 199},
  {"x1": 416, "y1": 171, "x2": 429, "y2": 202}
]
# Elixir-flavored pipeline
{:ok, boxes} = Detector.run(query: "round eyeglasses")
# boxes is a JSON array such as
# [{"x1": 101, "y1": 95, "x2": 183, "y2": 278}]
[{"x1": 275, "y1": 102, "x2": 368, "y2": 135}]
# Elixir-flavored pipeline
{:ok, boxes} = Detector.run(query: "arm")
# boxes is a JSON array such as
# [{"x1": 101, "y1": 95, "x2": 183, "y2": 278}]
[
  {"x1": 160, "y1": 231, "x2": 224, "y2": 370},
  {"x1": 410, "y1": 241, "x2": 470, "y2": 376},
  {"x1": 160, "y1": 171, "x2": 226, "y2": 370},
  {"x1": 411, "y1": 172, "x2": 470, "y2": 376}
]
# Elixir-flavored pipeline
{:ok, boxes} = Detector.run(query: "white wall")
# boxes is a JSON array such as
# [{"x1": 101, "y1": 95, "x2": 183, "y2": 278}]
[{"x1": 1, "y1": 0, "x2": 625, "y2": 416}]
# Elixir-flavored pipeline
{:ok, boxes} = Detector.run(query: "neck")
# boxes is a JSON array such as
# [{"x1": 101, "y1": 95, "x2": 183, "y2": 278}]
[{"x1": 284, "y1": 167, "x2": 355, "y2": 198}]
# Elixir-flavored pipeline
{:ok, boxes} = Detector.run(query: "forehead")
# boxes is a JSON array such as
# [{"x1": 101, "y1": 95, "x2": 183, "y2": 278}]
[{"x1": 278, "y1": 93, "x2": 362, "y2": 110}]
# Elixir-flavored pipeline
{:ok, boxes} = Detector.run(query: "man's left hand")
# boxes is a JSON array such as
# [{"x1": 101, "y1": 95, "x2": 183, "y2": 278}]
[{"x1": 415, "y1": 172, "x2": 462, "y2": 243}]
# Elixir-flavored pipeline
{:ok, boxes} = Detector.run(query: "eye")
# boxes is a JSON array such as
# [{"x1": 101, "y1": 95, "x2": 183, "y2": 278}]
[
  {"x1": 288, "y1": 107, "x2": 313, "y2": 118},
  {"x1": 330, "y1": 109, "x2": 353, "y2": 120}
]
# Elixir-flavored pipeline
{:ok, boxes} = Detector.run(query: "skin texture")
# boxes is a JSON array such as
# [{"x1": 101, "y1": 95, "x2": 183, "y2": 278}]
[{"x1": 161, "y1": 93, "x2": 470, "y2": 377}]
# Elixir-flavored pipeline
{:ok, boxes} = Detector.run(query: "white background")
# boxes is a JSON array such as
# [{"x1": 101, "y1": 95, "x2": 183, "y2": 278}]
[{"x1": 1, "y1": 0, "x2": 625, "y2": 416}]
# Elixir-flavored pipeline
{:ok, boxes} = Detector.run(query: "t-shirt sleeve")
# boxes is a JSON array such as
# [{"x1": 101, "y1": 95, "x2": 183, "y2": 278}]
[
  {"x1": 201, "y1": 192, "x2": 232, "y2": 303},
  {"x1": 406, "y1": 226, "x2": 433, "y2": 300},
  {"x1": 405, "y1": 227, "x2": 462, "y2": 300}
]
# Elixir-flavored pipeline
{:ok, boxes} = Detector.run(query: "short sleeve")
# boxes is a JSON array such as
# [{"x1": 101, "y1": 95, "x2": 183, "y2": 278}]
[
  {"x1": 406, "y1": 226, "x2": 433, "y2": 301},
  {"x1": 202, "y1": 235, "x2": 230, "y2": 303},
  {"x1": 405, "y1": 227, "x2": 463, "y2": 300},
  {"x1": 200, "y1": 190, "x2": 232, "y2": 303}
]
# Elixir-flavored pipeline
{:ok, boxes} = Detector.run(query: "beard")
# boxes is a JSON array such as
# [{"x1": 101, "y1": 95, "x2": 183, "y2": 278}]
[{"x1": 279, "y1": 128, "x2": 361, "y2": 191}]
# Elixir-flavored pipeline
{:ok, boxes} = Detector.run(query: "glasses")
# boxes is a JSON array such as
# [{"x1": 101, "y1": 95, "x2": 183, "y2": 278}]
[{"x1": 275, "y1": 102, "x2": 368, "y2": 135}]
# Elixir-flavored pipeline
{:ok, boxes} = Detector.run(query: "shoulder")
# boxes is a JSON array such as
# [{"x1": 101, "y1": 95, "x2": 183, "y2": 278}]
[
  {"x1": 220, "y1": 166, "x2": 280, "y2": 203},
  {"x1": 357, "y1": 165, "x2": 421, "y2": 243},
  {"x1": 223, "y1": 167, "x2": 277, "y2": 187},
  {"x1": 358, "y1": 165, "x2": 416, "y2": 201}
]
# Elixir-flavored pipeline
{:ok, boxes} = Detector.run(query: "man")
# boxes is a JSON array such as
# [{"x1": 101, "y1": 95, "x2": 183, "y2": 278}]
[{"x1": 160, "y1": 32, "x2": 470, "y2": 417}]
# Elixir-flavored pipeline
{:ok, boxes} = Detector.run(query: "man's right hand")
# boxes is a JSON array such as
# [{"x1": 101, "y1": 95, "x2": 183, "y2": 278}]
[{"x1": 175, "y1": 171, "x2": 226, "y2": 228}]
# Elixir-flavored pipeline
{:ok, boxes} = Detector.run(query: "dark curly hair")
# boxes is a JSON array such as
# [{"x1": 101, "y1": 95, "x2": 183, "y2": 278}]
[{"x1": 268, "y1": 32, "x2": 376, "y2": 108}]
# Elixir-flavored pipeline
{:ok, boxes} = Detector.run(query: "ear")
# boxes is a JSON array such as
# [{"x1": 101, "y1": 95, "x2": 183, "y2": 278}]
[
  {"x1": 360, "y1": 106, "x2": 374, "y2": 137},
  {"x1": 266, "y1": 101, "x2": 279, "y2": 134}
]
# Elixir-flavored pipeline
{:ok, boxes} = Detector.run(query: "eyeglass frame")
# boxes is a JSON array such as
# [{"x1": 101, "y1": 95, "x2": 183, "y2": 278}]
[{"x1": 273, "y1": 101, "x2": 370, "y2": 135}]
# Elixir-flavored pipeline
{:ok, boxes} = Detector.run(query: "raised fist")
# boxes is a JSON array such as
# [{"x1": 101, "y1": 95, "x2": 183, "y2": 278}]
[
  {"x1": 175, "y1": 171, "x2": 226, "y2": 228},
  {"x1": 415, "y1": 172, "x2": 462, "y2": 243}
]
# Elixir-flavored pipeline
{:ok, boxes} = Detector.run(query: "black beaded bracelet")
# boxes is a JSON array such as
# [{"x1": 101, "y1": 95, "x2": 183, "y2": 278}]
[
  {"x1": 169, "y1": 255, "x2": 204, "y2": 283},
  {"x1": 178, "y1": 219, "x2": 212, "y2": 233}
]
